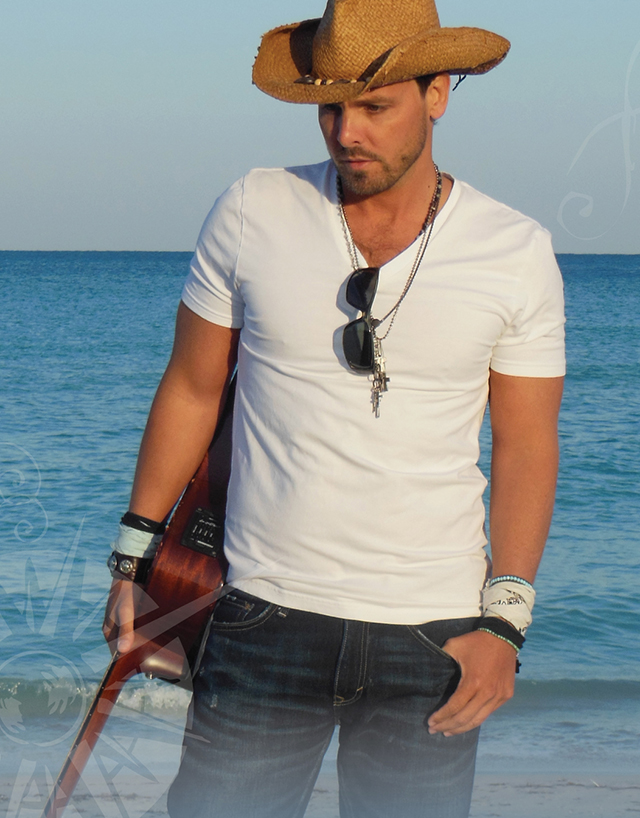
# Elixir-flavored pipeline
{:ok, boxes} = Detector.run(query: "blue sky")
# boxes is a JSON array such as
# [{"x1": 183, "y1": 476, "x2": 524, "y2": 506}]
[{"x1": 1, "y1": 0, "x2": 639, "y2": 252}]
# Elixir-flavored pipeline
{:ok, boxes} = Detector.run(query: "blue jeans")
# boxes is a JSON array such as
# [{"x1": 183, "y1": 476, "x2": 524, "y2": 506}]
[{"x1": 167, "y1": 590, "x2": 480, "y2": 818}]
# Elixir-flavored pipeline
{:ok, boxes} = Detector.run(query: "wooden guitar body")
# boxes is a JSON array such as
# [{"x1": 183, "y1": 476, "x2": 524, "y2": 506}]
[{"x1": 42, "y1": 380, "x2": 235, "y2": 818}]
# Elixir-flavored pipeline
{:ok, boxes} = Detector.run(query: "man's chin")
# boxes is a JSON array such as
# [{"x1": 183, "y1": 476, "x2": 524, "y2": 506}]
[
  {"x1": 336, "y1": 165, "x2": 386, "y2": 197},
  {"x1": 340, "y1": 174, "x2": 392, "y2": 198}
]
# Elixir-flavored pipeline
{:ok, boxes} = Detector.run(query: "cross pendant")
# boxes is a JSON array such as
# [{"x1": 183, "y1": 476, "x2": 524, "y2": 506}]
[{"x1": 371, "y1": 336, "x2": 390, "y2": 417}]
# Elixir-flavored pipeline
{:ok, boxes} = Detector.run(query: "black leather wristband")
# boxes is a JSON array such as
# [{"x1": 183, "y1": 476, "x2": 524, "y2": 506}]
[
  {"x1": 476, "y1": 615, "x2": 525, "y2": 651},
  {"x1": 107, "y1": 551, "x2": 153, "y2": 583},
  {"x1": 121, "y1": 511, "x2": 166, "y2": 535}
]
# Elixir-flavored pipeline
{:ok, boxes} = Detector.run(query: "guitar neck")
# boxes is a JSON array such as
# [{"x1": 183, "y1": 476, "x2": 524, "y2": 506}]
[{"x1": 41, "y1": 649, "x2": 141, "y2": 818}]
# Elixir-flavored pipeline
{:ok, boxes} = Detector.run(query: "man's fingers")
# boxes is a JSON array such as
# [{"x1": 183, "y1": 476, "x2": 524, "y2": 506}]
[
  {"x1": 429, "y1": 685, "x2": 508, "y2": 735},
  {"x1": 428, "y1": 675, "x2": 488, "y2": 734},
  {"x1": 427, "y1": 681, "x2": 474, "y2": 732},
  {"x1": 117, "y1": 619, "x2": 135, "y2": 654},
  {"x1": 115, "y1": 591, "x2": 136, "y2": 653},
  {"x1": 103, "y1": 579, "x2": 137, "y2": 654}
]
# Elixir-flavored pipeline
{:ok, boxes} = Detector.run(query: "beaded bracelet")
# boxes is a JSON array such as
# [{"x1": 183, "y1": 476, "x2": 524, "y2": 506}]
[
  {"x1": 477, "y1": 616, "x2": 525, "y2": 652},
  {"x1": 487, "y1": 575, "x2": 534, "y2": 592}
]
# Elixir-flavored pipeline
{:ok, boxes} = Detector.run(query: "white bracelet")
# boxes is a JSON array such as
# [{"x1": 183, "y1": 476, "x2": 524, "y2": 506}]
[
  {"x1": 482, "y1": 577, "x2": 536, "y2": 636},
  {"x1": 111, "y1": 523, "x2": 163, "y2": 559}
]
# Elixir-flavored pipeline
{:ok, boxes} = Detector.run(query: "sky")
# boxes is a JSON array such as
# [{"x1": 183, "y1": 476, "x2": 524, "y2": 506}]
[{"x1": 1, "y1": 0, "x2": 639, "y2": 253}]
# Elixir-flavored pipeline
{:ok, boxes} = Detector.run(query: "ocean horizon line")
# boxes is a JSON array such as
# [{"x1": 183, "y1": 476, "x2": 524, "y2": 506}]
[
  {"x1": 2, "y1": 249, "x2": 640, "y2": 258},
  {"x1": 0, "y1": 249, "x2": 192, "y2": 255}
]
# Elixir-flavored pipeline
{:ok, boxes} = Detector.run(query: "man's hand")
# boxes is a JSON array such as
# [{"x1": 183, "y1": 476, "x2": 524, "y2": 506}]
[
  {"x1": 427, "y1": 630, "x2": 517, "y2": 736},
  {"x1": 102, "y1": 579, "x2": 144, "y2": 654}
]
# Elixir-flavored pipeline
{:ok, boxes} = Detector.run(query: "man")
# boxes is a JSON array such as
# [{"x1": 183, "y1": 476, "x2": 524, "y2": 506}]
[{"x1": 104, "y1": 1, "x2": 565, "y2": 816}]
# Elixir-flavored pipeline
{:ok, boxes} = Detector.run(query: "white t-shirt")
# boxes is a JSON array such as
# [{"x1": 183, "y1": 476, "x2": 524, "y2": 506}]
[{"x1": 182, "y1": 161, "x2": 565, "y2": 625}]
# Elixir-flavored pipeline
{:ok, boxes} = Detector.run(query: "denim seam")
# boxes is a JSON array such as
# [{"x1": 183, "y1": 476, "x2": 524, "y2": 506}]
[
  {"x1": 355, "y1": 622, "x2": 369, "y2": 697},
  {"x1": 334, "y1": 623, "x2": 369, "y2": 707},
  {"x1": 333, "y1": 621, "x2": 350, "y2": 705},
  {"x1": 210, "y1": 603, "x2": 279, "y2": 631},
  {"x1": 407, "y1": 625, "x2": 459, "y2": 666}
]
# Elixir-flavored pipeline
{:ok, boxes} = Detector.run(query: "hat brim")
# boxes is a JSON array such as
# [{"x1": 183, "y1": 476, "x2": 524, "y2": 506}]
[{"x1": 252, "y1": 19, "x2": 510, "y2": 104}]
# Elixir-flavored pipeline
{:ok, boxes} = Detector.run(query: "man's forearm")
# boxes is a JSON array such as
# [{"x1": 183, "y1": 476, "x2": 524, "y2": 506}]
[
  {"x1": 488, "y1": 434, "x2": 559, "y2": 583},
  {"x1": 487, "y1": 371, "x2": 564, "y2": 583}
]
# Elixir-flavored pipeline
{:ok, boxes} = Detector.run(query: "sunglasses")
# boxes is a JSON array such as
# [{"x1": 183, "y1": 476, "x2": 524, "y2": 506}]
[{"x1": 342, "y1": 267, "x2": 379, "y2": 371}]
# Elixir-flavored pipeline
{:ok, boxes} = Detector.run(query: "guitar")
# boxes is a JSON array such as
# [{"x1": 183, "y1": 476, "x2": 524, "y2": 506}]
[{"x1": 41, "y1": 378, "x2": 235, "y2": 818}]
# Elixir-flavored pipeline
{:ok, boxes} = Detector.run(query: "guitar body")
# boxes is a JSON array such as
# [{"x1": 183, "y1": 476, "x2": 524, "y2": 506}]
[{"x1": 42, "y1": 379, "x2": 235, "y2": 818}]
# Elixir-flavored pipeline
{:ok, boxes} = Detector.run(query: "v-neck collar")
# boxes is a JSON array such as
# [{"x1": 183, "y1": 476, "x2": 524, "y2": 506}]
[{"x1": 328, "y1": 163, "x2": 460, "y2": 275}]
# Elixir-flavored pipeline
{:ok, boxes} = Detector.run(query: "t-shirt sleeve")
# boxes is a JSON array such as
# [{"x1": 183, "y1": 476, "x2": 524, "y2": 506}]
[
  {"x1": 181, "y1": 178, "x2": 245, "y2": 328},
  {"x1": 490, "y1": 227, "x2": 566, "y2": 377}
]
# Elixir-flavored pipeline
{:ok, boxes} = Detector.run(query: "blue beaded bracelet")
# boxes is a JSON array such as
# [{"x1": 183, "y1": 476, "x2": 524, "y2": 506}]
[
  {"x1": 477, "y1": 629, "x2": 521, "y2": 654},
  {"x1": 487, "y1": 574, "x2": 534, "y2": 592}
]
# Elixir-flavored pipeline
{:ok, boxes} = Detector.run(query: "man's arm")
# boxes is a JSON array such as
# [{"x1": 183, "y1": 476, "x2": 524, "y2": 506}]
[
  {"x1": 428, "y1": 371, "x2": 564, "y2": 736},
  {"x1": 103, "y1": 303, "x2": 240, "y2": 652}
]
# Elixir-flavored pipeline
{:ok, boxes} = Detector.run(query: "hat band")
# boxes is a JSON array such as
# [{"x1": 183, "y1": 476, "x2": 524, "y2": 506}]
[{"x1": 295, "y1": 76, "x2": 361, "y2": 86}]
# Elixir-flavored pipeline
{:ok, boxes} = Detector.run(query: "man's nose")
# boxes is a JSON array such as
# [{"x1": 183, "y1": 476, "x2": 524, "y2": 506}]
[{"x1": 336, "y1": 109, "x2": 361, "y2": 147}]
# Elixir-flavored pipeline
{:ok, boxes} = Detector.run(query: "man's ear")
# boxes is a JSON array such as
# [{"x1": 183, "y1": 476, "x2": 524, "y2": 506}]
[{"x1": 427, "y1": 73, "x2": 451, "y2": 122}]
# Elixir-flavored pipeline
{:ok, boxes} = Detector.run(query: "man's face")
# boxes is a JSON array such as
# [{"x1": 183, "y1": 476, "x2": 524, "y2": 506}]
[{"x1": 318, "y1": 80, "x2": 434, "y2": 197}]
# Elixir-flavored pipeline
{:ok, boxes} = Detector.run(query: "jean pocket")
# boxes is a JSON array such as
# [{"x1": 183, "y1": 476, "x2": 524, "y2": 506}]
[
  {"x1": 407, "y1": 624, "x2": 461, "y2": 669},
  {"x1": 210, "y1": 588, "x2": 278, "y2": 630}
]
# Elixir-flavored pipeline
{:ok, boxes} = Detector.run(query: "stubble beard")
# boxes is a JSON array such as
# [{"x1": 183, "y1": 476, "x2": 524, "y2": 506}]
[{"x1": 336, "y1": 112, "x2": 429, "y2": 197}]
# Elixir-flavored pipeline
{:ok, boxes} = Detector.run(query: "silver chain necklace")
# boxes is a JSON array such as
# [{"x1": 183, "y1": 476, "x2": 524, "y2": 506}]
[{"x1": 338, "y1": 164, "x2": 443, "y2": 416}]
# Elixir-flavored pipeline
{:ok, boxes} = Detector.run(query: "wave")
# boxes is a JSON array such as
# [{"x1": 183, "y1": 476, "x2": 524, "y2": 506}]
[
  {"x1": 0, "y1": 675, "x2": 192, "y2": 725},
  {"x1": 1, "y1": 675, "x2": 638, "y2": 724}
]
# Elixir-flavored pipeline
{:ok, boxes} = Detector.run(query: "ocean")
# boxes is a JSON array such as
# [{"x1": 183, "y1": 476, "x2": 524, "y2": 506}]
[{"x1": 1, "y1": 251, "x2": 639, "y2": 815}]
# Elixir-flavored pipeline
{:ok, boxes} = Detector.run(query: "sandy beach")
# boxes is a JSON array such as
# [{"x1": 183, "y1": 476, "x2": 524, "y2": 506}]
[
  {"x1": 3, "y1": 770, "x2": 638, "y2": 818},
  {"x1": 306, "y1": 773, "x2": 640, "y2": 818},
  {"x1": 469, "y1": 774, "x2": 640, "y2": 818}
]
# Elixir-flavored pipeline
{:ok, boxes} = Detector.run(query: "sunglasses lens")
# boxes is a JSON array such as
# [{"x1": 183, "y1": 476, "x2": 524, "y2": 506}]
[
  {"x1": 346, "y1": 267, "x2": 379, "y2": 311},
  {"x1": 343, "y1": 318, "x2": 374, "y2": 371}
]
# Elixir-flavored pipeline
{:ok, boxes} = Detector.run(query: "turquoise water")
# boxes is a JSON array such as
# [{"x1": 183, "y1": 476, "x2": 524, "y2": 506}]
[{"x1": 1, "y1": 251, "x2": 639, "y2": 792}]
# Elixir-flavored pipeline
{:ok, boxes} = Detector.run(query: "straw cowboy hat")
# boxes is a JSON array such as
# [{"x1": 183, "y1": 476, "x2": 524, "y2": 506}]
[{"x1": 253, "y1": 0, "x2": 510, "y2": 104}]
